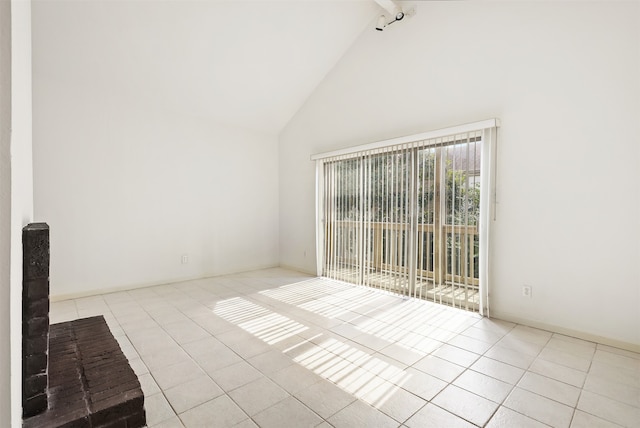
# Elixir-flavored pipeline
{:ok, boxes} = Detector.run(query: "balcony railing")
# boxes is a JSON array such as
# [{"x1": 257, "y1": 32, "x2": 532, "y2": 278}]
[{"x1": 324, "y1": 221, "x2": 480, "y2": 311}]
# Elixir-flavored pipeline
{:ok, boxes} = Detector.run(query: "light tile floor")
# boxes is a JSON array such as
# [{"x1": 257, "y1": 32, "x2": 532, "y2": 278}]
[{"x1": 50, "y1": 268, "x2": 640, "y2": 428}]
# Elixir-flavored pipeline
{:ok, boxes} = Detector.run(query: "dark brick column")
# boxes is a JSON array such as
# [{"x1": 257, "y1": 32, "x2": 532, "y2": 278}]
[{"x1": 22, "y1": 223, "x2": 50, "y2": 417}]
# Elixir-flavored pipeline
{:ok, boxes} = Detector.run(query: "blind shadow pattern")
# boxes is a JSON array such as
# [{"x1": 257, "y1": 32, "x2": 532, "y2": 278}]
[{"x1": 322, "y1": 133, "x2": 482, "y2": 312}]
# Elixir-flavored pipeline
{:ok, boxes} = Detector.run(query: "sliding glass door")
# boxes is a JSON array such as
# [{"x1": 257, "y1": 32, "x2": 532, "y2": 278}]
[{"x1": 316, "y1": 123, "x2": 496, "y2": 314}]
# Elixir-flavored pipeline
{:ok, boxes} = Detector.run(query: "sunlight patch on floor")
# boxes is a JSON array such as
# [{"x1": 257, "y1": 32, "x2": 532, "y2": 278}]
[
  {"x1": 213, "y1": 297, "x2": 308, "y2": 344},
  {"x1": 291, "y1": 335, "x2": 410, "y2": 407}
]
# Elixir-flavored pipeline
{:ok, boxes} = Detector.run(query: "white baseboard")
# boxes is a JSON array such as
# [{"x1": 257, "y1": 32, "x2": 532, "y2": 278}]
[
  {"x1": 277, "y1": 264, "x2": 316, "y2": 277},
  {"x1": 50, "y1": 263, "x2": 280, "y2": 302},
  {"x1": 490, "y1": 310, "x2": 640, "y2": 354}
]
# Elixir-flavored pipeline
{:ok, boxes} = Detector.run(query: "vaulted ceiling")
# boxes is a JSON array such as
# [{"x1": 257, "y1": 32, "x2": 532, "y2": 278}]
[{"x1": 32, "y1": 0, "x2": 383, "y2": 134}]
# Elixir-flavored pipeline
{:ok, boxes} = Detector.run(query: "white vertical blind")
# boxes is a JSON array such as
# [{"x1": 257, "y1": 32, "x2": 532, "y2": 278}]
[{"x1": 315, "y1": 120, "x2": 498, "y2": 314}]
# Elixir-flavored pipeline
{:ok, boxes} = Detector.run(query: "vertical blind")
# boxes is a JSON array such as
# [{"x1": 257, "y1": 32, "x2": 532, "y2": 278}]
[{"x1": 313, "y1": 120, "x2": 497, "y2": 314}]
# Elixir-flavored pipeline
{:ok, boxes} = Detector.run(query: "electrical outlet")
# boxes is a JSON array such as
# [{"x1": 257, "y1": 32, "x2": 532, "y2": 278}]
[
  {"x1": 522, "y1": 285, "x2": 532, "y2": 298},
  {"x1": 181, "y1": 254, "x2": 188, "y2": 264}
]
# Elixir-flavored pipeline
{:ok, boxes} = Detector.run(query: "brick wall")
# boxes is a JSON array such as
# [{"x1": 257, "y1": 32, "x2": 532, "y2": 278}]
[{"x1": 22, "y1": 223, "x2": 50, "y2": 417}]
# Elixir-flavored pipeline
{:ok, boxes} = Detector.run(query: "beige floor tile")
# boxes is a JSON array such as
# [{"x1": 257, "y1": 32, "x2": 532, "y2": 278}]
[
  {"x1": 228, "y1": 377, "x2": 289, "y2": 416},
  {"x1": 143, "y1": 347, "x2": 194, "y2": 372},
  {"x1": 404, "y1": 336, "x2": 443, "y2": 355},
  {"x1": 147, "y1": 307, "x2": 190, "y2": 326},
  {"x1": 128, "y1": 330, "x2": 176, "y2": 353},
  {"x1": 470, "y1": 356, "x2": 525, "y2": 385},
  {"x1": 295, "y1": 379, "x2": 356, "y2": 419},
  {"x1": 453, "y1": 369, "x2": 513, "y2": 403},
  {"x1": 164, "y1": 376, "x2": 224, "y2": 414},
  {"x1": 359, "y1": 353, "x2": 407, "y2": 382},
  {"x1": 394, "y1": 367, "x2": 447, "y2": 401},
  {"x1": 216, "y1": 329, "x2": 273, "y2": 359},
  {"x1": 128, "y1": 357, "x2": 150, "y2": 377},
  {"x1": 51, "y1": 300, "x2": 77, "y2": 313},
  {"x1": 330, "y1": 322, "x2": 362, "y2": 340},
  {"x1": 150, "y1": 415, "x2": 186, "y2": 428},
  {"x1": 517, "y1": 371, "x2": 581, "y2": 407},
  {"x1": 486, "y1": 406, "x2": 549, "y2": 428},
  {"x1": 433, "y1": 343, "x2": 481, "y2": 367},
  {"x1": 448, "y1": 334, "x2": 493, "y2": 354},
  {"x1": 269, "y1": 363, "x2": 323, "y2": 394},
  {"x1": 151, "y1": 359, "x2": 206, "y2": 390},
  {"x1": 570, "y1": 410, "x2": 624, "y2": 428},
  {"x1": 192, "y1": 314, "x2": 236, "y2": 336},
  {"x1": 179, "y1": 395, "x2": 248, "y2": 428},
  {"x1": 208, "y1": 360, "x2": 264, "y2": 392},
  {"x1": 252, "y1": 396, "x2": 322, "y2": 428},
  {"x1": 145, "y1": 393, "x2": 177, "y2": 427},
  {"x1": 163, "y1": 320, "x2": 211, "y2": 345},
  {"x1": 529, "y1": 358, "x2": 587, "y2": 388},
  {"x1": 597, "y1": 344, "x2": 640, "y2": 361},
  {"x1": 432, "y1": 385, "x2": 499, "y2": 427},
  {"x1": 472, "y1": 318, "x2": 515, "y2": 335},
  {"x1": 138, "y1": 372, "x2": 161, "y2": 397},
  {"x1": 404, "y1": 403, "x2": 476, "y2": 428},
  {"x1": 378, "y1": 342, "x2": 424, "y2": 366},
  {"x1": 121, "y1": 317, "x2": 161, "y2": 332},
  {"x1": 413, "y1": 355, "x2": 465, "y2": 382},
  {"x1": 231, "y1": 419, "x2": 258, "y2": 428},
  {"x1": 508, "y1": 325, "x2": 553, "y2": 345},
  {"x1": 49, "y1": 310, "x2": 80, "y2": 324},
  {"x1": 196, "y1": 346, "x2": 244, "y2": 375},
  {"x1": 350, "y1": 332, "x2": 393, "y2": 351},
  {"x1": 593, "y1": 349, "x2": 640, "y2": 371},
  {"x1": 485, "y1": 344, "x2": 536, "y2": 369},
  {"x1": 538, "y1": 347, "x2": 592, "y2": 372},
  {"x1": 504, "y1": 387, "x2": 574, "y2": 428},
  {"x1": 545, "y1": 337, "x2": 596, "y2": 360},
  {"x1": 589, "y1": 360, "x2": 640, "y2": 388},
  {"x1": 496, "y1": 335, "x2": 546, "y2": 356},
  {"x1": 577, "y1": 390, "x2": 640, "y2": 428},
  {"x1": 359, "y1": 382, "x2": 426, "y2": 423},
  {"x1": 181, "y1": 336, "x2": 228, "y2": 360},
  {"x1": 327, "y1": 399, "x2": 398, "y2": 428},
  {"x1": 247, "y1": 349, "x2": 294, "y2": 375},
  {"x1": 460, "y1": 325, "x2": 505, "y2": 345},
  {"x1": 551, "y1": 333, "x2": 596, "y2": 348},
  {"x1": 583, "y1": 373, "x2": 640, "y2": 407}
]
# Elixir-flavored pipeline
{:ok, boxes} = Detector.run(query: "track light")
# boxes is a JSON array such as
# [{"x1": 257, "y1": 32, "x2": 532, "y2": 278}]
[
  {"x1": 373, "y1": 0, "x2": 413, "y2": 31},
  {"x1": 375, "y1": 11, "x2": 404, "y2": 31}
]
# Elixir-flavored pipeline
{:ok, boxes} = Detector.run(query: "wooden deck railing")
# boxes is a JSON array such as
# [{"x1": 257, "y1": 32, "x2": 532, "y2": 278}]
[{"x1": 325, "y1": 220, "x2": 479, "y2": 288}]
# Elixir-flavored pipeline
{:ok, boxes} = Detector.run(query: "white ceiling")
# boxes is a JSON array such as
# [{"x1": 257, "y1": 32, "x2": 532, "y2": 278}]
[{"x1": 32, "y1": 0, "x2": 382, "y2": 134}]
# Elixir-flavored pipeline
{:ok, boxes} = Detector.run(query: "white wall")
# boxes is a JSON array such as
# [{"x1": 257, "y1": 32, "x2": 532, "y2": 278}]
[
  {"x1": 0, "y1": 0, "x2": 12, "y2": 423},
  {"x1": 32, "y1": 14, "x2": 279, "y2": 298},
  {"x1": 33, "y1": 90, "x2": 280, "y2": 297},
  {"x1": 280, "y1": 1, "x2": 640, "y2": 348},
  {"x1": 0, "y1": 2, "x2": 33, "y2": 423}
]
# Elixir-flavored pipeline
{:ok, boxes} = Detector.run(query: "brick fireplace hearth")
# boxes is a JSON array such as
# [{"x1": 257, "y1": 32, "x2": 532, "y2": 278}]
[{"x1": 21, "y1": 223, "x2": 146, "y2": 428}]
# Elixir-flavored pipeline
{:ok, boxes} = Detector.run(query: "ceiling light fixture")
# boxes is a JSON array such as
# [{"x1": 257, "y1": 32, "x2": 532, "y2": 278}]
[
  {"x1": 375, "y1": 11, "x2": 404, "y2": 31},
  {"x1": 373, "y1": 0, "x2": 416, "y2": 32}
]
